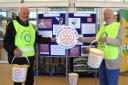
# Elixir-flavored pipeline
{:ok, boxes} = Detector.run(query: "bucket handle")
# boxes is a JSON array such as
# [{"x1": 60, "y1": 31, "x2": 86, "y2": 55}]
[
  {"x1": 89, "y1": 40, "x2": 97, "y2": 48},
  {"x1": 89, "y1": 32, "x2": 108, "y2": 48},
  {"x1": 11, "y1": 56, "x2": 30, "y2": 65},
  {"x1": 89, "y1": 40, "x2": 107, "y2": 49}
]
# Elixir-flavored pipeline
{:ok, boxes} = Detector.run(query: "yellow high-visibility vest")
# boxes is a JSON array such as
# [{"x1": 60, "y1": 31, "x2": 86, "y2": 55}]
[
  {"x1": 96, "y1": 22, "x2": 120, "y2": 60},
  {"x1": 13, "y1": 20, "x2": 35, "y2": 57}
]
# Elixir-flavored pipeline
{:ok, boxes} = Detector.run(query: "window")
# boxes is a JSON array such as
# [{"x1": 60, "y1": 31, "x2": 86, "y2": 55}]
[
  {"x1": 76, "y1": 7, "x2": 96, "y2": 13},
  {"x1": 105, "y1": 0, "x2": 123, "y2": 2},
  {"x1": 47, "y1": 7, "x2": 68, "y2": 13},
  {"x1": 0, "y1": 0, "x2": 21, "y2": 2},
  {"x1": 77, "y1": 0, "x2": 123, "y2": 2},
  {"x1": 0, "y1": 12, "x2": 6, "y2": 17},
  {"x1": 25, "y1": 0, "x2": 68, "y2": 1},
  {"x1": 77, "y1": 0, "x2": 103, "y2": 1},
  {"x1": 29, "y1": 12, "x2": 37, "y2": 19}
]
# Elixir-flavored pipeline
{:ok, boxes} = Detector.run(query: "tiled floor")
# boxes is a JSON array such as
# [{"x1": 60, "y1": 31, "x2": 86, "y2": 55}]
[{"x1": 0, "y1": 64, "x2": 128, "y2": 85}]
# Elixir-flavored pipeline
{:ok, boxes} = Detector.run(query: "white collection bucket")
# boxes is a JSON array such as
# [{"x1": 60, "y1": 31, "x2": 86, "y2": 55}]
[
  {"x1": 88, "y1": 48, "x2": 105, "y2": 68},
  {"x1": 68, "y1": 73, "x2": 79, "y2": 85},
  {"x1": 87, "y1": 40, "x2": 106, "y2": 68},
  {"x1": 11, "y1": 57, "x2": 30, "y2": 82}
]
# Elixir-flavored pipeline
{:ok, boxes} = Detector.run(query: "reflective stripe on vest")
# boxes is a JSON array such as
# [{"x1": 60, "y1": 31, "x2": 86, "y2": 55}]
[
  {"x1": 96, "y1": 22, "x2": 120, "y2": 60},
  {"x1": 13, "y1": 20, "x2": 35, "y2": 57}
]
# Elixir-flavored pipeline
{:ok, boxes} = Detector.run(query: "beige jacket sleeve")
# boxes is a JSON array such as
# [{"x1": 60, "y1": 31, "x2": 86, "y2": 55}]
[
  {"x1": 78, "y1": 37, "x2": 96, "y2": 43},
  {"x1": 106, "y1": 25, "x2": 125, "y2": 47}
]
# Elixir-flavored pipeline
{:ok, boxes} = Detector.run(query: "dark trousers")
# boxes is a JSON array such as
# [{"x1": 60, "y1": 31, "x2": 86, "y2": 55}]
[
  {"x1": 99, "y1": 60, "x2": 120, "y2": 85},
  {"x1": 12, "y1": 57, "x2": 35, "y2": 85}
]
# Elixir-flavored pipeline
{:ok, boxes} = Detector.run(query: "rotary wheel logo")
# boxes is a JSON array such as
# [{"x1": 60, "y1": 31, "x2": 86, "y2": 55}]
[
  {"x1": 56, "y1": 26, "x2": 78, "y2": 49},
  {"x1": 24, "y1": 34, "x2": 31, "y2": 42},
  {"x1": 59, "y1": 29, "x2": 76, "y2": 45},
  {"x1": 14, "y1": 69, "x2": 23, "y2": 78},
  {"x1": 89, "y1": 55, "x2": 98, "y2": 65}
]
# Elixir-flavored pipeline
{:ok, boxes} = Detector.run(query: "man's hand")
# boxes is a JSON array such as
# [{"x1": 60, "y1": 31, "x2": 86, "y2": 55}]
[
  {"x1": 85, "y1": 48, "x2": 89, "y2": 53},
  {"x1": 51, "y1": 37, "x2": 56, "y2": 42},
  {"x1": 78, "y1": 37, "x2": 83, "y2": 42},
  {"x1": 14, "y1": 48, "x2": 22, "y2": 57},
  {"x1": 98, "y1": 38, "x2": 106, "y2": 43}
]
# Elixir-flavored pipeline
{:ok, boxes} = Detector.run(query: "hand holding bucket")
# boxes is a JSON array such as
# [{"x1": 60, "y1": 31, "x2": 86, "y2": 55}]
[
  {"x1": 11, "y1": 56, "x2": 30, "y2": 83},
  {"x1": 87, "y1": 40, "x2": 107, "y2": 68},
  {"x1": 87, "y1": 32, "x2": 108, "y2": 68}
]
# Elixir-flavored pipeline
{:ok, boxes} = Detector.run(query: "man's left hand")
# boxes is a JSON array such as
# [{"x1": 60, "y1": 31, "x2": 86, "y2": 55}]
[
  {"x1": 98, "y1": 38, "x2": 106, "y2": 43},
  {"x1": 51, "y1": 37, "x2": 56, "y2": 42}
]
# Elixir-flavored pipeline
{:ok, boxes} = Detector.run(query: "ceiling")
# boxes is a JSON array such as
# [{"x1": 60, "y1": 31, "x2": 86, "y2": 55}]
[{"x1": 0, "y1": 0, "x2": 68, "y2": 3}]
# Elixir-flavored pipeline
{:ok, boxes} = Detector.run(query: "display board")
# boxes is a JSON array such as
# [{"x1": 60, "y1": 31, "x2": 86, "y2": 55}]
[
  {"x1": 38, "y1": 13, "x2": 66, "y2": 56},
  {"x1": 37, "y1": 13, "x2": 96, "y2": 57}
]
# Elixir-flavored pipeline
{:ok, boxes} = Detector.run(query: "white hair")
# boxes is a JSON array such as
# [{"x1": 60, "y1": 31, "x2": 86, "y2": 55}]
[
  {"x1": 103, "y1": 8, "x2": 114, "y2": 15},
  {"x1": 17, "y1": 6, "x2": 29, "y2": 15}
]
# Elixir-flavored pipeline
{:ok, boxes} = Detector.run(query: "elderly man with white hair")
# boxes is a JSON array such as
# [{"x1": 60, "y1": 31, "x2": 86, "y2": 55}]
[
  {"x1": 79, "y1": 8, "x2": 125, "y2": 85},
  {"x1": 4, "y1": 6, "x2": 55, "y2": 85}
]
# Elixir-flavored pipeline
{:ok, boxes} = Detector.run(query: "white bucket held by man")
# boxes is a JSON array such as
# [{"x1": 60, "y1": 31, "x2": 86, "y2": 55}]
[
  {"x1": 87, "y1": 40, "x2": 106, "y2": 68},
  {"x1": 11, "y1": 57, "x2": 30, "y2": 82},
  {"x1": 68, "y1": 73, "x2": 79, "y2": 85},
  {"x1": 88, "y1": 48, "x2": 105, "y2": 68}
]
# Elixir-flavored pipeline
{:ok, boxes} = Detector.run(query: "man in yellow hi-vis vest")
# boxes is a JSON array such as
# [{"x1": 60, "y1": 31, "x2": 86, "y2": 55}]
[
  {"x1": 3, "y1": 6, "x2": 55, "y2": 85},
  {"x1": 79, "y1": 8, "x2": 125, "y2": 85}
]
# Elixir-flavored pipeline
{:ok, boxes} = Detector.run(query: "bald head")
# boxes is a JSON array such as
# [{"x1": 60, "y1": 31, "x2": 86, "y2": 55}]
[
  {"x1": 104, "y1": 8, "x2": 113, "y2": 14},
  {"x1": 103, "y1": 8, "x2": 114, "y2": 24},
  {"x1": 18, "y1": 6, "x2": 29, "y2": 23}
]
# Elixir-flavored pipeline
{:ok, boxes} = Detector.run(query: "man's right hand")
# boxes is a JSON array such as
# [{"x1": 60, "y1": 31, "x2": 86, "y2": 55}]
[
  {"x1": 14, "y1": 48, "x2": 22, "y2": 57},
  {"x1": 78, "y1": 37, "x2": 83, "y2": 42},
  {"x1": 85, "y1": 48, "x2": 89, "y2": 53}
]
